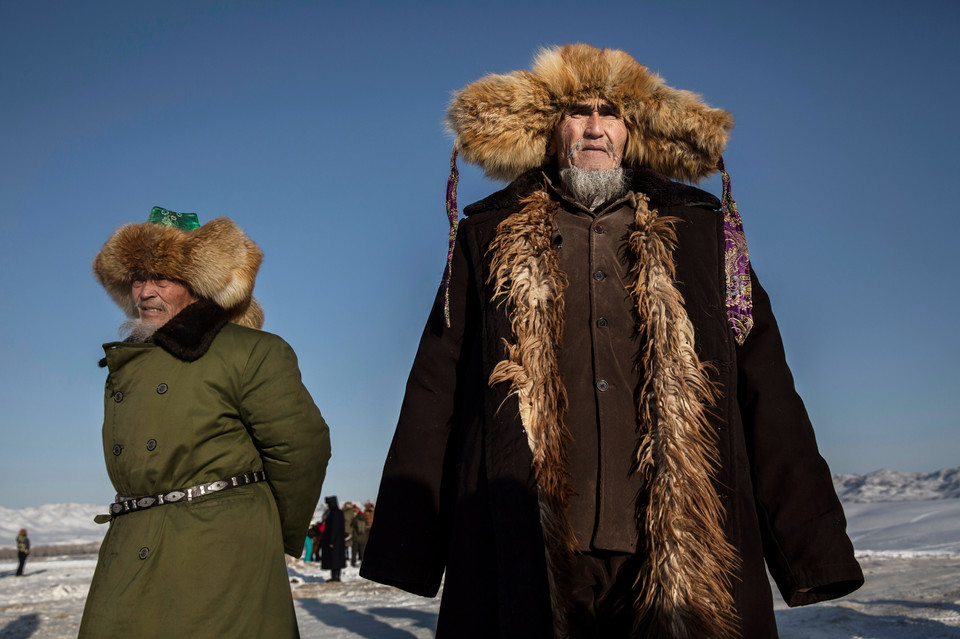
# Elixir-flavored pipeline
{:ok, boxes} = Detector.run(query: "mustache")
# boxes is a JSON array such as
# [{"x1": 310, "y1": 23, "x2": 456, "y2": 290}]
[
  {"x1": 137, "y1": 300, "x2": 169, "y2": 312},
  {"x1": 570, "y1": 138, "x2": 617, "y2": 155}
]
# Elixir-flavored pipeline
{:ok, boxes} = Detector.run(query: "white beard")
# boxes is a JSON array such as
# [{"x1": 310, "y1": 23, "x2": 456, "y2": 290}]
[
  {"x1": 558, "y1": 166, "x2": 629, "y2": 211},
  {"x1": 119, "y1": 318, "x2": 160, "y2": 342}
]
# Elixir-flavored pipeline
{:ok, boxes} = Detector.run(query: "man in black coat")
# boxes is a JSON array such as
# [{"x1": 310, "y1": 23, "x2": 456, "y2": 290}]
[
  {"x1": 320, "y1": 496, "x2": 346, "y2": 582},
  {"x1": 361, "y1": 44, "x2": 863, "y2": 638}
]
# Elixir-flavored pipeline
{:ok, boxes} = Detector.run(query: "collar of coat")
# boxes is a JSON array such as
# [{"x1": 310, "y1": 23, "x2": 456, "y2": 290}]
[
  {"x1": 477, "y1": 167, "x2": 739, "y2": 638},
  {"x1": 463, "y1": 166, "x2": 721, "y2": 217},
  {"x1": 100, "y1": 299, "x2": 232, "y2": 367}
]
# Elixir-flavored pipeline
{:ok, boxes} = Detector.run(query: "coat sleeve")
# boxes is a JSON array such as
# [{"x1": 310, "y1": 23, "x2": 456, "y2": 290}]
[
  {"x1": 239, "y1": 334, "x2": 331, "y2": 557},
  {"x1": 360, "y1": 223, "x2": 475, "y2": 597},
  {"x1": 736, "y1": 269, "x2": 864, "y2": 606}
]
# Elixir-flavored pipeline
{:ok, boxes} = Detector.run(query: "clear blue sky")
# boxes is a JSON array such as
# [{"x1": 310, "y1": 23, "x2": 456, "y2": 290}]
[{"x1": 1, "y1": 1, "x2": 957, "y2": 509}]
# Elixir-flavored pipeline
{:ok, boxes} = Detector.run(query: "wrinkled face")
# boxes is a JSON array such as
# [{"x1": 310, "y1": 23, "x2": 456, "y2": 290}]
[
  {"x1": 131, "y1": 278, "x2": 197, "y2": 326},
  {"x1": 548, "y1": 98, "x2": 628, "y2": 171}
]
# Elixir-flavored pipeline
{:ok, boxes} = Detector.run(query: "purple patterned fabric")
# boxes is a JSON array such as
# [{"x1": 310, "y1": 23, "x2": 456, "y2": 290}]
[
  {"x1": 442, "y1": 148, "x2": 461, "y2": 327},
  {"x1": 719, "y1": 156, "x2": 753, "y2": 345}
]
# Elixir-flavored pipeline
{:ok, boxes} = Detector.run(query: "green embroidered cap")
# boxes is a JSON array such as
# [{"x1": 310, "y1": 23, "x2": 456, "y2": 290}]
[{"x1": 147, "y1": 206, "x2": 201, "y2": 231}]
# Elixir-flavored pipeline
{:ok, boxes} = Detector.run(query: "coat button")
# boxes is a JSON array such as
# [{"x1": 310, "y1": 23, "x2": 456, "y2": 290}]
[
  {"x1": 596, "y1": 317, "x2": 608, "y2": 327},
  {"x1": 551, "y1": 234, "x2": 563, "y2": 250},
  {"x1": 138, "y1": 547, "x2": 149, "y2": 560},
  {"x1": 593, "y1": 224, "x2": 604, "y2": 234},
  {"x1": 112, "y1": 444, "x2": 122, "y2": 456},
  {"x1": 596, "y1": 379, "x2": 609, "y2": 392},
  {"x1": 156, "y1": 383, "x2": 168, "y2": 394},
  {"x1": 113, "y1": 391, "x2": 124, "y2": 402},
  {"x1": 593, "y1": 270, "x2": 605, "y2": 281},
  {"x1": 146, "y1": 439, "x2": 157, "y2": 451}
]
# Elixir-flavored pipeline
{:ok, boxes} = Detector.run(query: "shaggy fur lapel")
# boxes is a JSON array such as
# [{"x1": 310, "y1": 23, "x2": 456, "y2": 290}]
[
  {"x1": 486, "y1": 183, "x2": 738, "y2": 638},
  {"x1": 448, "y1": 44, "x2": 733, "y2": 183},
  {"x1": 627, "y1": 195, "x2": 739, "y2": 638},
  {"x1": 487, "y1": 189, "x2": 577, "y2": 636},
  {"x1": 93, "y1": 217, "x2": 264, "y2": 329}
]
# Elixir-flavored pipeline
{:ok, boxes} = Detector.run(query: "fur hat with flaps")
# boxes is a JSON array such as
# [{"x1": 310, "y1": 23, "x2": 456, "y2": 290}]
[
  {"x1": 93, "y1": 207, "x2": 265, "y2": 329},
  {"x1": 447, "y1": 43, "x2": 734, "y2": 183}
]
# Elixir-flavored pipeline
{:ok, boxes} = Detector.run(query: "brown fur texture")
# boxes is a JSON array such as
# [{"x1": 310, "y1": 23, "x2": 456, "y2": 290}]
[
  {"x1": 487, "y1": 189, "x2": 577, "y2": 637},
  {"x1": 486, "y1": 187, "x2": 739, "y2": 638},
  {"x1": 93, "y1": 217, "x2": 264, "y2": 329},
  {"x1": 448, "y1": 44, "x2": 734, "y2": 183},
  {"x1": 627, "y1": 194, "x2": 739, "y2": 638}
]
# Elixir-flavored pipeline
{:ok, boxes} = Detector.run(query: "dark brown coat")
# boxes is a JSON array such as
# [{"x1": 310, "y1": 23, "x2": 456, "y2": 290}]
[{"x1": 361, "y1": 168, "x2": 862, "y2": 638}]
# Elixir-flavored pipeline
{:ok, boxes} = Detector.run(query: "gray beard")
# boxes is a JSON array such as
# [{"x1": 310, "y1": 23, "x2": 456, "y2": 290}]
[
  {"x1": 119, "y1": 318, "x2": 160, "y2": 343},
  {"x1": 558, "y1": 166, "x2": 629, "y2": 211}
]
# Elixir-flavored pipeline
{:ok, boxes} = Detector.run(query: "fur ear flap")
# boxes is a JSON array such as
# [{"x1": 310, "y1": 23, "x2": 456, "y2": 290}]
[
  {"x1": 233, "y1": 296, "x2": 265, "y2": 330},
  {"x1": 448, "y1": 70, "x2": 555, "y2": 182},
  {"x1": 629, "y1": 85, "x2": 735, "y2": 183}
]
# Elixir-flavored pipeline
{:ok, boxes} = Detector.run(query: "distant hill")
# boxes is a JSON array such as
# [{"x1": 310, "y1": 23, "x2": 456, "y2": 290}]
[
  {"x1": 0, "y1": 499, "x2": 371, "y2": 550},
  {"x1": 833, "y1": 468, "x2": 960, "y2": 502}
]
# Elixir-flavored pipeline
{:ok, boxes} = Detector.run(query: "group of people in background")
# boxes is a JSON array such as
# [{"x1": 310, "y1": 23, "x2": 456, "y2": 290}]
[{"x1": 303, "y1": 497, "x2": 374, "y2": 582}]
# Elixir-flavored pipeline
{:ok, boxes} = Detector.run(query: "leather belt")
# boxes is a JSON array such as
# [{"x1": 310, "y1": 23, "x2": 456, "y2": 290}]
[{"x1": 110, "y1": 470, "x2": 267, "y2": 518}]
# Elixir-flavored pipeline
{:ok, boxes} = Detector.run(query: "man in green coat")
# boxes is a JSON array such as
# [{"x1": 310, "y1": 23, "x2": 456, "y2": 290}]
[{"x1": 80, "y1": 207, "x2": 331, "y2": 638}]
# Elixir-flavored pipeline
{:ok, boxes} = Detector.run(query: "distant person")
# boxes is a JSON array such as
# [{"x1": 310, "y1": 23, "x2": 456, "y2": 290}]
[
  {"x1": 320, "y1": 495, "x2": 345, "y2": 582},
  {"x1": 343, "y1": 501, "x2": 356, "y2": 563},
  {"x1": 362, "y1": 44, "x2": 863, "y2": 638},
  {"x1": 80, "y1": 207, "x2": 331, "y2": 638},
  {"x1": 363, "y1": 502, "x2": 374, "y2": 529},
  {"x1": 15, "y1": 529, "x2": 29, "y2": 576},
  {"x1": 349, "y1": 503, "x2": 368, "y2": 566},
  {"x1": 311, "y1": 519, "x2": 324, "y2": 562},
  {"x1": 304, "y1": 522, "x2": 315, "y2": 562}
]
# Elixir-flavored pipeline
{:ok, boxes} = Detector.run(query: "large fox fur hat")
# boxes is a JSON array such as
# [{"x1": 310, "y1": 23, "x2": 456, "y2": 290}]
[
  {"x1": 447, "y1": 43, "x2": 734, "y2": 183},
  {"x1": 93, "y1": 212, "x2": 265, "y2": 329}
]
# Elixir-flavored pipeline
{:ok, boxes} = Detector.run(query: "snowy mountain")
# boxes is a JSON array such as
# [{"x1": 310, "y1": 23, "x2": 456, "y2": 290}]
[
  {"x1": 0, "y1": 499, "x2": 361, "y2": 551},
  {"x1": 832, "y1": 467, "x2": 960, "y2": 502},
  {"x1": 0, "y1": 503, "x2": 105, "y2": 550}
]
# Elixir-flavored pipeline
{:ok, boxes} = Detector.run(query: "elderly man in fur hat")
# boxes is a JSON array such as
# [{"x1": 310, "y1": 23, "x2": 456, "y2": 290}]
[
  {"x1": 361, "y1": 45, "x2": 863, "y2": 638},
  {"x1": 80, "y1": 207, "x2": 331, "y2": 638}
]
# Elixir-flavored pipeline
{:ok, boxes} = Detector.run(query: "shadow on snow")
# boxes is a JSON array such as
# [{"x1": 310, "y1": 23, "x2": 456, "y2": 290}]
[
  {"x1": 0, "y1": 613, "x2": 40, "y2": 639},
  {"x1": 298, "y1": 600, "x2": 437, "y2": 638}
]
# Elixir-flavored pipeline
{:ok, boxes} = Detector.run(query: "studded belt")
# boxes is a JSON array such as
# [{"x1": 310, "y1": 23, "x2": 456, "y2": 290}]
[{"x1": 109, "y1": 471, "x2": 267, "y2": 518}]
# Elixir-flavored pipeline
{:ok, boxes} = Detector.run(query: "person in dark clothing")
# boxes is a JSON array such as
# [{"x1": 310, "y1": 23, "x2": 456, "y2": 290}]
[
  {"x1": 361, "y1": 44, "x2": 863, "y2": 639},
  {"x1": 320, "y1": 496, "x2": 346, "y2": 582},
  {"x1": 15, "y1": 529, "x2": 29, "y2": 577}
]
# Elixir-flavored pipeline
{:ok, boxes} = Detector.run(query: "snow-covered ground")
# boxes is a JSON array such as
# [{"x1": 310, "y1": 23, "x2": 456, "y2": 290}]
[{"x1": 2, "y1": 474, "x2": 960, "y2": 638}]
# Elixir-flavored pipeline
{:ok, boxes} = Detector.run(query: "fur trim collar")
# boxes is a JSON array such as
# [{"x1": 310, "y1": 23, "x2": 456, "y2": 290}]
[
  {"x1": 98, "y1": 299, "x2": 233, "y2": 367},
  {"x1": 152, "y1": 298, "x2": 232, "y2": 362},
  {"x1": 93, "y1": 217, "x2": 264, "y2": 329},
  {"x1": 487, "y1": 184, "x2": 738, "y2": 638},
  {"x1": 448, "y1": 44, "x2": 733, "y2": 183}
]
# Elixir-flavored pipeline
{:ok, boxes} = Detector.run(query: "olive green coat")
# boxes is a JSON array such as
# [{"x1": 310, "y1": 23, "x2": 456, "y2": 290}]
[{"x1": 79, "y1": 301, "x2": 331, "y2": 638}]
